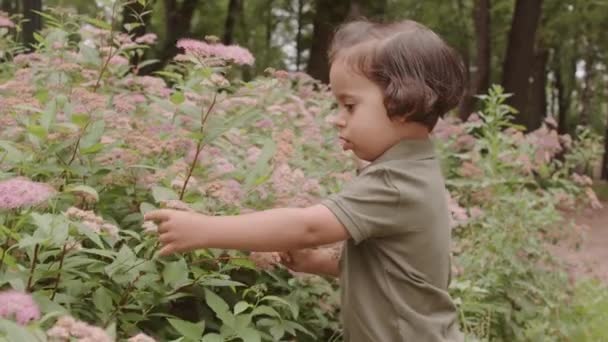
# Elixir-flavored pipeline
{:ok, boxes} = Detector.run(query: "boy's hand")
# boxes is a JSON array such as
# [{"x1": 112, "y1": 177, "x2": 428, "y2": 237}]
[{"x1": 144, "y1": 209, "x2": 206, "y2": 256}]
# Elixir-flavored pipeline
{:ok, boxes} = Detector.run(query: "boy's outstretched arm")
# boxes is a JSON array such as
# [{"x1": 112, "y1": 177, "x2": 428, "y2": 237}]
[{"x1": 144, "y1": 205, "x2": 350, "y2": 256}]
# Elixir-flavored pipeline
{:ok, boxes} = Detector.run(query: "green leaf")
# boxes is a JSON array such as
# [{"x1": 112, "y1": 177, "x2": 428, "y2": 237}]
[
  {"x1": 202, "y1": 333, "x2": 222, "y2": 342},
  {"x1": 140, "y1": 202, "x2": 156, "y2": 215},
  {"x1": 251, "y1": 305, "x2": 281, "y2": 318},
  {"x1": 0, "y1": 141, "x2": 24, "y2": 163},
  {"x1": 167, "y1": 318, "x2": 204, "y2": 341},
  {"x1": 261, "y1": 296, "x2": 298, "y2": 319},
  {"x1": 83, "y1": 16, "x2": 112, "y2": 30},
  {"x1": 93, "y1": 287, "x2": 114, "y2": 319},
  {"x1": 76, "y1": 224, "x2": 104, "y2": 248},
  {"x1": 0, "y1": 319, "x2": 40, "y2": 341},
  {"x1": 65, "y1": 185, "x2": 99, "y2": 202},
  {"x1": 71, "y1": 113, "x2": 90, "y2": 127},
  {"x1": 234, "y1": 301, "x2": 250, "y2": 315},
  {"x1": 81, "y1": 120, "x2": 105, "y2": 149},
  {"x1": 244, "y1": 139, "x2": 275, "y2": 189},
  {"x1": 80, "y1": 142, "x2": 105, "y2": 154},
  {"x1": 162, "y1": 259, "x2": 190, "y2": 288},
  {"x1": 204, "y1": 289, "x2": 235, "y2": 326},
  {"x1": 152, "y1": 186, "x2": 178, "y2": 202},
  {"x1": 204, "y1": 289, "x2": 230, "y2": 315},
  {"x1": 237, "y1": 327, "x2": 261, "y2": 342},
  {"x1": 170, "y1": 91, "x2": 185, "y2": 105},
  {"x1": 27, "y1": 124, "x2": 47, "y2": 139}
]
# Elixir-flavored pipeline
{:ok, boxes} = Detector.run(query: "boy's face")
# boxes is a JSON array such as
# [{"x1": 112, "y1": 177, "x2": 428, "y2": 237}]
[{"x1": 329, "y1": 60, "x2": 412, "y2": 162}]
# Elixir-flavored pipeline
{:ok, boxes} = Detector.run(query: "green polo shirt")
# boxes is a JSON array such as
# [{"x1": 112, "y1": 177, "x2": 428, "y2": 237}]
[{"x1": 321, "y1": 139, "x2": 462, "y2": 342}]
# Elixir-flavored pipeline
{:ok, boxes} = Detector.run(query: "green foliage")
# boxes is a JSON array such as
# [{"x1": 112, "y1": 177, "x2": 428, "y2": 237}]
[{"x1": 1, "y1": 7, "x2": 607, "y2": 342}]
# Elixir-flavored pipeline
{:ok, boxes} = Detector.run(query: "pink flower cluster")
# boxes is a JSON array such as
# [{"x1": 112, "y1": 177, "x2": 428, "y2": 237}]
[
  {"x1": 176, "y1": 38, "x2": 254, "y2": 65},
  {"x1": 0, "y1": 290, "x2": 40, "y2": 325},
  {"x1": 0, "y1": 177, "x2": 56, "y2": 210},
  {"x1": 46, "y1": 316, "x2": 111, "y2": 342},
  {"x1": 0, "y1": 12, "x2": 14, "y2": 28},
  {"x1": 64, "y1": 207, "x2": 119, "y2": 238},
  {"x1": 135, "y1": 33, "x2": 157, "y2": 45}
]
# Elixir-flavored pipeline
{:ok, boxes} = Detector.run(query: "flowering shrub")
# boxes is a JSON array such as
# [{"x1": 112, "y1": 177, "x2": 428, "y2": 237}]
[{"x1": 0, "y1": 7, "x2": 606, "y2": 342}]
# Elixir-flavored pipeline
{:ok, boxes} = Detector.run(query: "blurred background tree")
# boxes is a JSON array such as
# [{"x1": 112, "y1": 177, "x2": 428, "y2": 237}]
[{"x1": 1, "y1": 0, "x2": 607, "y2": 178}]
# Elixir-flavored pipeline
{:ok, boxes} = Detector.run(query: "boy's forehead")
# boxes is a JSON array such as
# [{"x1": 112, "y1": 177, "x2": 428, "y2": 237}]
[{"x1": 330, "y1": 62, "x2": 371, "y2": 97}]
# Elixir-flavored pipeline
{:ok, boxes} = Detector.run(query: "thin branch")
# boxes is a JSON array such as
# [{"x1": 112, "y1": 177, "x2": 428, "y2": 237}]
[{"x1": 179, "y1": 92, "x2": 218, "y2": 199}]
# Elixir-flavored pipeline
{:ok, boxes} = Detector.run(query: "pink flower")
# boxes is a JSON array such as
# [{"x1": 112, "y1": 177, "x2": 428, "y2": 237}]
[
  {"x1": 128, "y1": 333, "x2": 157, "y2": 342},
  {"x1": 0, "y1": 177, "x2": 56, "y2": 210},
  {"x1": 176, "y1": 38, "x2": 254, "y2": 65},
  {"x1": 0, "y1": 290, "x2": 41, "y2": 325},
  {"x1": 246, "y1": 147, "x2": 262, "y2": 164},
  {"x1": 204, "y1": 179, "x2": 244, "y2": 205},
  {"x1": 0, "y1": 12, "x2": 14, "y2": 28},
  {"x1": 47, "y1": 316, "x2": 112, "y2": 342},
  {"x1": 135, "y1": 33, "x2": 157, "y2": 45},
  {"x1": 109, "y1": 55, "x2": 129, "y2": 66}
]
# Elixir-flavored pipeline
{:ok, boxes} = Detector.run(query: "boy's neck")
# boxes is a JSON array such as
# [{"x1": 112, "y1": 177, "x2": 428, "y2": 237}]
[{"x1": 396, "y1": 121, "x2": 430, "y2": 140}]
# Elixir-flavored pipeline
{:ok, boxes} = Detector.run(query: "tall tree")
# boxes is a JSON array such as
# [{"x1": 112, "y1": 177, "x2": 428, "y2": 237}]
[
  {"x1": 22, "y1": 0, "x2": 42, "y2": 49},
  {"x1": 223, "y1": 0, "x2": 242, "y2": 45},
  {"x1": 307, "y1": 0, "x2": 387, "y2": 82},
  {"x1": 527, "y1": 46, "x2": 548, "y2": 128},
  {"x1": 1, "y1": 0, "x2": 16, "y2": 14},
  {"x1": 501, "y1": 0, "x2": 543, "y2": 131},
  {"x1": 459, "y1": 0, "x2": 491, "y2": 119},
  {"x1": 158, "y1": 0, "x2": 198, "y2": 66},
  {"x1": 306, "y1": 0, "x2": 349, "y2": 83}
]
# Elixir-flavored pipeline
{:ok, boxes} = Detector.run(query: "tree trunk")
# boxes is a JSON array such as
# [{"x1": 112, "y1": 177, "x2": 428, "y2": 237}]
[
  {"x1": 307, "y1": 0, "x2": 387, "y2": 82},
  {"x1": 554, "y1": 64, "x2": 567, "y2": 135},
  {"x1": 501, "y1": 0, "x2": 543, "y2": 131},
  {"x1": 527, "y1": 47, "x2": 548, "y2": 130},
  {"x1": 122, "y1": 0, "x2": 154, "y2": 72},
  {"x1": 223, "y1": 0, "x2": 242, "y2": 45},
  {"x1": 295, "y1": 0, "x2": 304, "y2": 71},
  {"x1": 1, "y1": 0, "x2": 14, "y2": 14},
  {"x1": 158, "y1": 0, "x2": 198, "y2": 67},
  {"x1": 347, "y1": 0, "x2": 387, "y2": 20},
  {"x1": 22, "y1": 0, "x2": 42, "y2": 49},
  {"x1": 602, "y1": 117, "x2": 608, "y2": 180},
  {"x1": 459, "y1": 0, "x2": 491, "y2": 120},
  {"x1": 579, "y1": 54, "x2": 595, "y2": 127}
]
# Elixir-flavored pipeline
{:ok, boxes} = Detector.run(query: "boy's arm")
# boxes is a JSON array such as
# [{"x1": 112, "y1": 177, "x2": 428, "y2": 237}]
[
  {"x1": 280, "y1": 247, "x2": 341, "y2": 277},
  {"x1": 145, "y1": 204, "x2": 350, "y2": 256}
]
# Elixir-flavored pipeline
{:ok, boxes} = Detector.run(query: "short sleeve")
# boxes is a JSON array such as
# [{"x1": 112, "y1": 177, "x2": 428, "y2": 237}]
[{"x1": 321, "y1": 168, "x2": 401, "y2": 244}]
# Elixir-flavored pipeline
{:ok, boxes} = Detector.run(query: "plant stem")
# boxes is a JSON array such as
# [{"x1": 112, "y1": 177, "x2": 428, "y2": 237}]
[
  {"x1": 26, "y1": 244, "x2": 40, "y2": 292},
  {"x1": 51, "y1": 244, "x2": 68, "y2": 300},
  {"x1": 93, "y1": 1, "x2": 119, "y2": 92},
  {"x1": 104, "y1": 273, "x2": 143, "y2": 328},
  {"x1": 179, "y1": 92, "x2": 218, "y2": 200}
]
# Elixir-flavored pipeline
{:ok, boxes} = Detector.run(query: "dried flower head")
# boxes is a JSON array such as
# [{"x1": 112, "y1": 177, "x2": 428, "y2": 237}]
[{"x1": 47, "y1": 316, "x2": 112, "y2": 342}]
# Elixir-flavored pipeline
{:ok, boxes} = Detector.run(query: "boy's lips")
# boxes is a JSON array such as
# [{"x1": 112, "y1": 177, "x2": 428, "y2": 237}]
[{"x1": 339, "y1": 137, "x2": 352, "y2": 150}]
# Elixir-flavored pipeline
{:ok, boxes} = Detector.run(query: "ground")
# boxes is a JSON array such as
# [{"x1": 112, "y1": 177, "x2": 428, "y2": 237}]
[{"x1": 551, "y1": 202, "x2": 608, "y2": 284}]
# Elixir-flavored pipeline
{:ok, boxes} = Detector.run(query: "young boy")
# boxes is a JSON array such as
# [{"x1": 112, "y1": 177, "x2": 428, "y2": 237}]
[{"x1": 146, "y1": 19, "x2": 465, "y2": 341}]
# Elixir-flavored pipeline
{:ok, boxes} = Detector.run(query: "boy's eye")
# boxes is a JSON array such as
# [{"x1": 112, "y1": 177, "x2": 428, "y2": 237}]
[{"x1": 345, "y1": 104, "x2": 355, "y2": 112}]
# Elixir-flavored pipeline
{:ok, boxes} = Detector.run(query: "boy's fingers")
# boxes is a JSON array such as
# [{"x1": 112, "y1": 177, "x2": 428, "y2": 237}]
[
  {"x1": 278, "y1": 251, "x2": 292, "y2": 264},
  {"x1": 159, "y1": 244, "x2": 175, "y2": 256},
  {"x1": 145, "y1": 209, "x2": 170, "y2": 223}
]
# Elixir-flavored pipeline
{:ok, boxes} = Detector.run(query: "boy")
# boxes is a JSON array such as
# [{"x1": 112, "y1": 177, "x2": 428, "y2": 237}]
[{"x1": 146, "y1": 19, "x2": 465, "y2": 341}]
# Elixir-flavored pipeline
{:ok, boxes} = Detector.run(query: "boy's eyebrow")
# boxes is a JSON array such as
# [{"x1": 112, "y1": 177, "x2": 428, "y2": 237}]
[{"x1": 335, "y1": 92, "x2": 359, "y2": 102}]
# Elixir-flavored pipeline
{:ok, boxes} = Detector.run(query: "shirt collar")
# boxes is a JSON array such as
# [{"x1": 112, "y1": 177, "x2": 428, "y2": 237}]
[{"x1": 357, "y1": 138, "x2": 436, "y2": 174}]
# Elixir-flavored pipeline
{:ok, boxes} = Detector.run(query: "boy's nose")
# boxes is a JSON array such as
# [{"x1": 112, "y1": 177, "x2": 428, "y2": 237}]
[{"x1": 333, "y1": 112, "x2": 347, "y2": 128}]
